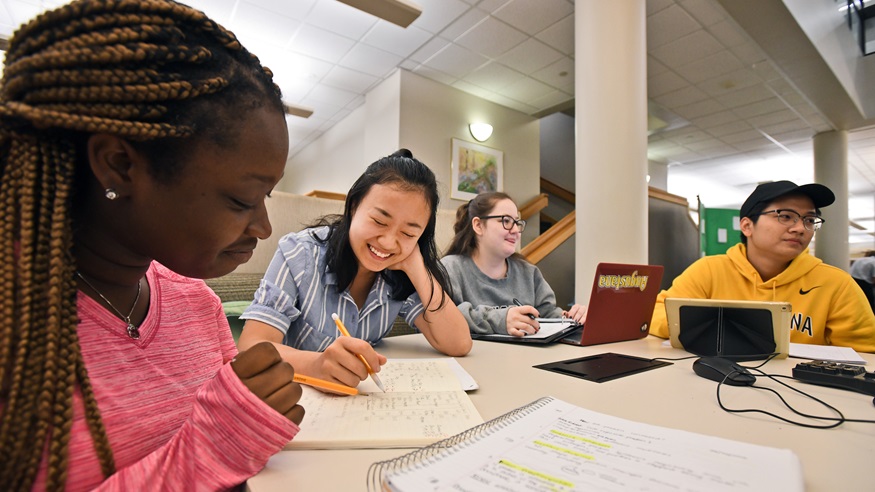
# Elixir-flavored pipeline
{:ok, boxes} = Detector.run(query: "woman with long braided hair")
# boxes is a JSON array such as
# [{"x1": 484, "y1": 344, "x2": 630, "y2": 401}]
[{"x1": 0, "y1": 1, "x2": 305, "y2": 490}]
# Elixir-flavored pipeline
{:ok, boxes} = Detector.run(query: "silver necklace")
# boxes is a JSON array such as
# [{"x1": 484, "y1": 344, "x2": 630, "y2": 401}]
[{"x1": 76, "y1": 271, "x2": 142, "y2": 340}]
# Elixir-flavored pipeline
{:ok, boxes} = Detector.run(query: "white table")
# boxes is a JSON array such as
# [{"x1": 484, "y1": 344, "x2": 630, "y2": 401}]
[{"x1": 246, "y1": 335, "x2": 875, "y2": 491}]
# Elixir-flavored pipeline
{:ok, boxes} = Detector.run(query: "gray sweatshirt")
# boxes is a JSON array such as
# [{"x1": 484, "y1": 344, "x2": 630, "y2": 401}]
[{"x1": 441, "y1": 254, "x2": 564, "y2": 335}]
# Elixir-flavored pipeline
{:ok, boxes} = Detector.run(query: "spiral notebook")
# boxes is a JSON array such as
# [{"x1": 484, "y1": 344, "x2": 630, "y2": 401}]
[{"x1": 368, "y1": 396, "x2": 803, "y2": 491}]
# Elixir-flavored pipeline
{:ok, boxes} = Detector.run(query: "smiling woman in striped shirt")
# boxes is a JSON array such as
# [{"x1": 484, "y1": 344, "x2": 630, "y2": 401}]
[{"x1": 238, "y1": 150, "x2": 472, "y2": 392}]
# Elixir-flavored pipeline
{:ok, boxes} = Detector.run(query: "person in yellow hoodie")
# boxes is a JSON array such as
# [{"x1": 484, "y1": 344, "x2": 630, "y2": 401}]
[{"x1": 650, "y1": 181, "x2": 875, "y2": 353}]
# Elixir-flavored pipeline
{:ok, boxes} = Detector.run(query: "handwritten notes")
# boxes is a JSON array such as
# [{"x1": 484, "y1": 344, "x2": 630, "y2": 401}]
[{"x1": 285, "y1": 359, "x2": 483, "y2": 449}]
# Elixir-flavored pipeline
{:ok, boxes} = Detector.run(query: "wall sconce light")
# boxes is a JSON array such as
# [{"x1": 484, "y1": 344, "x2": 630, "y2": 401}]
[{"x1": 469, "y1": 123, "x2": 493, "y2": 142}]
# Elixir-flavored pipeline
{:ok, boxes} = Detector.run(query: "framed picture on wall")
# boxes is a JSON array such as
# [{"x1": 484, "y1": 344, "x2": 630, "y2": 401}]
[{"x1": 450, "y1": 138, "x2": 504, "y2": 201}]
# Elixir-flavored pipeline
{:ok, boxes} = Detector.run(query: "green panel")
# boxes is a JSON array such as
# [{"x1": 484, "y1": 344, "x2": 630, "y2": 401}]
[{"x1": 701, "y1": 207, "x2": 741, "y2": 256}]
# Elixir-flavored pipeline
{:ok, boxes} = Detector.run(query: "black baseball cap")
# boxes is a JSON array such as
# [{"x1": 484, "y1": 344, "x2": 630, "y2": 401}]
[{"x1": 739, "y1": 181, "x2": 835, "y2": 219}]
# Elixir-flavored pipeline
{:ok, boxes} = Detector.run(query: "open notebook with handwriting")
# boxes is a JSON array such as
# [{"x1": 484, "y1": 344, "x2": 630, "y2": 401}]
[
  {"x1": 285, "y1": 358, "x2": 482, "y2": 449},
  {"x1": 368, "y1": 396, "x2": 803, "y2": 491}
]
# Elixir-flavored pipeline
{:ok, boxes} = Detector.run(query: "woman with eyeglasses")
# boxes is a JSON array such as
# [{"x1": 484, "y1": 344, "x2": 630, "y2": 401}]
[
  {"x1": 649, "y1": 181, "x2": 875, "y2": 353},
  {"x1": 442, "y1": 192, "x2": 587, "y2": 337}
]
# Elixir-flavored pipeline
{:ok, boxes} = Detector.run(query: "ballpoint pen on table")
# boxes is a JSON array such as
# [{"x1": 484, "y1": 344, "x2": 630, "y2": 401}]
[
  {"x1": 331, "y1": 313, "x2": 386, "y2": 392},
  {"x1": 293, "y1": 373, "x2": 358, "y2": 396}
]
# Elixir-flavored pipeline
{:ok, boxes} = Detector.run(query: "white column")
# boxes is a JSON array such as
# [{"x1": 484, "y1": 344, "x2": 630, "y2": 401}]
[
  {"x1": 813, "y1": 130, "x2": 849, "y2": 271},
  {"x1": 574, "y1": 1, "x2": 649, "y2": 302}
]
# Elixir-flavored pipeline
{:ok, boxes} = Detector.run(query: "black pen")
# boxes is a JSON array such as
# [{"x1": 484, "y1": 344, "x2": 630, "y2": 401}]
[{"x1": 512, "y1": 298, "x2": 537, "y2": 320}]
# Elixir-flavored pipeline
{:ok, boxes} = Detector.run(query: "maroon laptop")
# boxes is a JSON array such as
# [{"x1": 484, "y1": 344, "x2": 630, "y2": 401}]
[{"x1": 559, "y1": 263, "x2": 664, "y2": 347}]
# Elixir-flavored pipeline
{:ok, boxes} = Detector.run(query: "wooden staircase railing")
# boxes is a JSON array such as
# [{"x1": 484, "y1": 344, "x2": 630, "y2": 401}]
[
  {"x1": 520, "y1": 210, "x2": 575, "y2": 264},
  {"x1": 519, "y1": 193, "x2": 548, "y2": 221}
]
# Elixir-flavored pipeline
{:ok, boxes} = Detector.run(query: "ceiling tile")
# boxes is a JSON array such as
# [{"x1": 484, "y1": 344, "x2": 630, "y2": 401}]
[
  {"x1": 662, "y1": 127, "x2": 713, "y2": 143},
  {"x1": 399, "y1": 59, "x2": 419, "y2": 70},
  {"x1": 498, "y1": 38, "x2": 564, "y2": 75},
  {"x1": 242, "y1": 0, "x2": 316, "y2": 20},
  {"x1": 535, "y1": 14, "x2": 574, "y2": 55},
  {"x1": 746, "y1": 109, "x2": 798, "y2": 129},
  {"x1": 706, "y1": 120, "x2": 754, "y2": 138},
  {"x1": 730, "y1": 42, "x2": 768, "y2": 66},
  {"x1": 232, "y1": 5, "x2": 300, "y2": 46},
  {"x1": 707, "y1": 20, "x2": 748, "y2": 48},
  {"x1": 730, "y1": 137, "x2": 774, "y2": 151},
  {"x1": 675, "y1": 50, "x2": 743, "y2": 84},
  {"x1": 412, "y1": 0, "x2": 471, "y2": 34},
  {"x1": 455, "y1": 17, "x2": 527, "y2": 58},
  {"x1": 420, "y1": 43, "x2": 489, "y2": 78},
  {"x1": 646, "y1": 4, "x2": 701, "y2": 49},
  {"x1": 501, "y1": 76, "x2": 555, "y2": 103},
  {"x1": 692, "y1": 110, "x2": 737, "y2": 128},
  {"x1": 678, "y1": 0, "x2": 724, "y2": 27},
  {"x1": 713, "y1": 83, "x2": 774, "y2": 108},
  {"x1": 322, "y1": 65, "x2": 379, "y2": 93},
  {"x1": 731, "y1": 97, "x2": 788, "y2": 119},
  {"x1": 338, "y1": 43, "x2": 403, "y2": 78},
  {"x1": 412, "y1": 65, "x2": 459, "y2": 86},
  {"x1": 290, "y1": 24, "x2": 356, "y2": 64},
  {"x1": 477, "y1": 0, "x2": 512, "y2": 12},
  {"x1": 409, "y1": 37, "x2": 453, "y2": 63},
  {"x1": 306, "y1": 0, "x2": 377, "y2": 40},
  {"x1": 361, "y1": 23, "x2": 431, "y2": 58},
  {"x1": 307, "y1": 84, "x2": 359, "y2": 107},
  {"x1": 463, "y1": 62, "x2": 527, "y2": 92},
  {"x1": 298, "y1": 96, "x2": 345, "y2": 121},
  {"x1": 441, "y1": 7, "x2": 490, "y2": 39},
  {"x1": 650, "y1": 29, "x2": 723, "y2": 68},
  {"x1": 530, "y1": 56, "x2": 574, "y2": 91},
  {"x1": 648, "y1": 71, "x2": 688, "y2": 98},
  {"x1": 646, "y1": 0, "x2": 675, "y2": 16},
  {"x1": 719, "y1": 129, "x2": 764, "y2": 144},
  {"x1": 0, "y1": 6, "x2": 14, "y2": 36},
  {"x1": 673, "y1": 98, "x2": 726, "y2": 120},
  {"x1": 653, "y1": 85, "x2": 710, "y2": 109},
  {"x1": 2, "y1": 0, "x2": 45, "y2": 29},
  {"x1": 492, "y1": 0, "x2": 573, "y2": 36},
  {"x1": 648, "y1": 56, "x2": 670, "y2": 76},
  {"x1": 769, "y1": 128, "x2": 816, "y2": 145},
  {"x1": 698, "y1": 67, "x2": 762, "y2": 98},
  {"x1": 345, "y1": 95, "x2": 366, "y2": 110}
]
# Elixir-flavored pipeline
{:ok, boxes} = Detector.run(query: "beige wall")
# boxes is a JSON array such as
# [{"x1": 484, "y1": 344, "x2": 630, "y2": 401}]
[
  {"x1": 280, "y1": 69, "x2": 541, "y2": 245},
  {"x1": 277, "y1": 72, "x2": 402, "y2": 194},
  {"x1": 397, "y1": 70, "x2": 541, "y2": 244}
]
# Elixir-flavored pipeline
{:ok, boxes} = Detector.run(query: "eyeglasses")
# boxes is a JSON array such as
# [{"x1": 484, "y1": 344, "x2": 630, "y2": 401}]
[
  {"x1": 757, "y1": 209, "x2": 824, "y2": 231},
  {"x1": 479, "y1": 215, "x2": 526, "y2": 232}
]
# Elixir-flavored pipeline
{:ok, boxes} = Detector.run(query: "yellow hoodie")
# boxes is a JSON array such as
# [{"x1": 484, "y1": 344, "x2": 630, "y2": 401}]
[{"x1": 650, "y1": 243, "x2": 875, "y2": 353}]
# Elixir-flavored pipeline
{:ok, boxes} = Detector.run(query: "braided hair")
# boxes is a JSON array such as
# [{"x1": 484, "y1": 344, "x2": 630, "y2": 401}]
[{"x1": 0, "y1": 1, "x2": 284, "y2": 489}]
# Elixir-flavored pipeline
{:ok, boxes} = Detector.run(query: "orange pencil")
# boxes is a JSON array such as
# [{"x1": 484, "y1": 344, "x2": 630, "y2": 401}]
[
  {"x1": 331, "y1": 313, "x2": 386, "y2": 392},
  {"x1": 293, "y1": 373, "x2": 358, "y2": 396}
]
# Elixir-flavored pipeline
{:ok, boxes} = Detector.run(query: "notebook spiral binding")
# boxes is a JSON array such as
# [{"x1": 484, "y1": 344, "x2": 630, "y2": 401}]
[{"x1": 366, "y1": 396, "x2": 555, "y2": 491}]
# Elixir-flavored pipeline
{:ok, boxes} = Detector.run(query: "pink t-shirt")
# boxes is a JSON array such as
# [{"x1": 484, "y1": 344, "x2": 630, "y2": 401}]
[{"x1": 30, "y1": 263, "x2": 298, "y2": 491}]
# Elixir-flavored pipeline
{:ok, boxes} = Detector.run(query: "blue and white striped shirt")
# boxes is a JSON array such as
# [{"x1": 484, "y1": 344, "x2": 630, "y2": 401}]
[{"x1": 241, "y1": 227, "x2": 425, "y2": 352}]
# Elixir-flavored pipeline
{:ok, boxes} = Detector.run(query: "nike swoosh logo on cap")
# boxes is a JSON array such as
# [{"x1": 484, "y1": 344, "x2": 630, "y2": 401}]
[{"x1": 799, "y1": 286, "x2": 821, "y2": 295}]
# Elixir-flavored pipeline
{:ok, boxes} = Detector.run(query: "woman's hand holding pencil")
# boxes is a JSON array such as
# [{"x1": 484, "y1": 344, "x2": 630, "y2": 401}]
[{"x1": 332, "y1": 313, "x2": 386, "y2": 392}]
